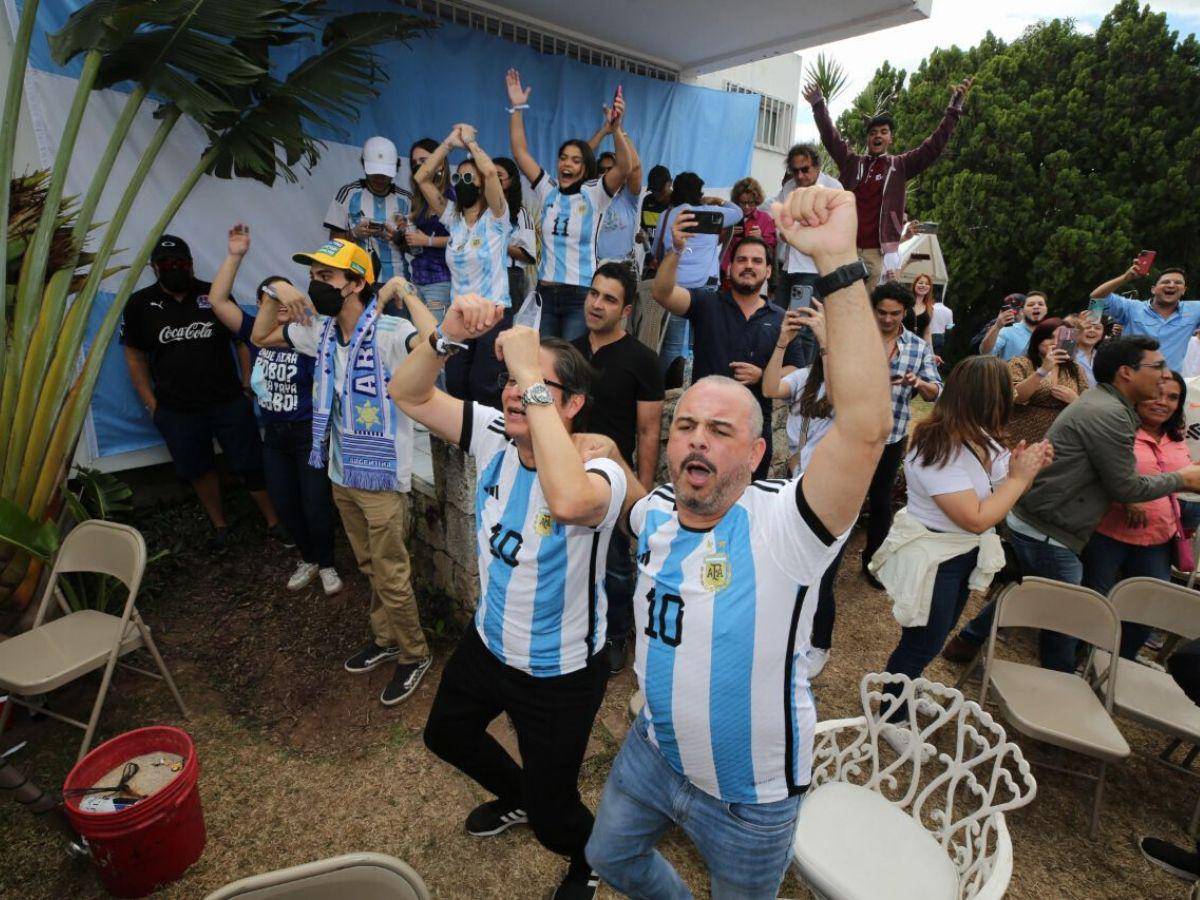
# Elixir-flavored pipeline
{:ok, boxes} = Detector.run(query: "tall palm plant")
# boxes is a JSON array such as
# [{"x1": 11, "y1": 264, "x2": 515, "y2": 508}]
[
  {"x1": 0, "y1": 0, "x2": 433, "y2": 613},
  {"x1": 805, "y1": 52, "x2": 848, "y2": 105}
]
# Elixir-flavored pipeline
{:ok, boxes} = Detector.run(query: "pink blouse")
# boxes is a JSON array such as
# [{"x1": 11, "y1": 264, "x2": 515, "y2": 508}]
[{"x1": 1095, "y1": 428, "x2": 1191, "y2": 546}]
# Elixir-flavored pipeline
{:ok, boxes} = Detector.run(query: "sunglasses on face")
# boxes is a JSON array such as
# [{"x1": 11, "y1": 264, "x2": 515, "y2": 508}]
[
  {"x1": 496, "y1": 372, "x2": 567, "y2": 393},
  {"x1": 451, "y1": 171, "x2": 476, "y2": 186},
  {"x1": 789, "y1": 165, "x2": 813, "y2": 175},
  {"x1": 155, "y1": 258, "x2": 191, "y2": 271}
]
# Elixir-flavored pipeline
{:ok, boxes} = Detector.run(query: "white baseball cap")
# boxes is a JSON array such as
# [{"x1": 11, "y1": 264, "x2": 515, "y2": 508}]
[{"x1": 361, "y1": 136, "x2": 398, "y2": 176}]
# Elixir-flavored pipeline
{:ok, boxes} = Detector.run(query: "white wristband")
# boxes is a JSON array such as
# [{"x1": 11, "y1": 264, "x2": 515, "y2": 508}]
[{"x1": 506, "y1": 104, "x2": 530, "y2": 114}]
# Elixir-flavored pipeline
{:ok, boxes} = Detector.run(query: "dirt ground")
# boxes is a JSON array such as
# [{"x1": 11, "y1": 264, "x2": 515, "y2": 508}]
[{"x1": 0, "y1": 495, "x2": 1197, "y2": 899}]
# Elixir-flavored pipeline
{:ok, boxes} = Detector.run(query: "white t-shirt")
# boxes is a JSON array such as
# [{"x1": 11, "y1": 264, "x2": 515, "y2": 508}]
[
  {"x1": 780, "y1": 368, "x2": 834, "y2": 473},
  {"x1": 773, "y1": 173, "x2": 843, "y2": 275},
  {"x1": 930, "y1": 302, "x2": 954, "y2": 335},
  {"x1": 285, "y1": 313, "x2": 418, "y2": 491},
  {"x1": 904, "y1": 442, "x2": 1009, "y2": 534},
  {"x1": 1183, "y1": 336, "x2": 1200, "y2": 379}
]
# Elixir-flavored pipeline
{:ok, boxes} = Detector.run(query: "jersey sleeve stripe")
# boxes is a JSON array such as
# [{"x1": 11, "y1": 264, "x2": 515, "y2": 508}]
[
  {"x1": 459, "y1": 400, "x2": 475, "y2": 451},
  {"x1": 794, "y1": 479, "x2": 835, "y2": 546}
]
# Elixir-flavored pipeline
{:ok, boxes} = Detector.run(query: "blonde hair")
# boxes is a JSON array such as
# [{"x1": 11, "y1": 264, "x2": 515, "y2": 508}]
[{"x1": 730, "y1": 177, "x2": 764, "y2": 207}]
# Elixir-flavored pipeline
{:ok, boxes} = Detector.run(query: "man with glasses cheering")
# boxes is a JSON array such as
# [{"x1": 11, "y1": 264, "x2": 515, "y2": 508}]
[
  {"x1": 389, "y1": 300, "x2": 639, "y2": 899},
  {"x1": 771, "y1": 144, "x2": 841, "y2": 316}
]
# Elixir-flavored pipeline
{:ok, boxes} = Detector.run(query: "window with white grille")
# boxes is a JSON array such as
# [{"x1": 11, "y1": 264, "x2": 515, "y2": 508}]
[
  {"x1": 398, "y1": 0, "x2": 678, "y2": 82},
  {"x1": 725, "y1": 82, "x2": 794, "y2": 153}
]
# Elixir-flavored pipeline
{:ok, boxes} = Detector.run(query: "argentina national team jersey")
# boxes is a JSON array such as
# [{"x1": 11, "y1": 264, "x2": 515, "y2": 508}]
[
  {"x1": 630, "y1": 478, "x2": 849, "y2": 803},
  {"x1": 324, "y1": 180, "x2": 413, "y2": 282},
  {"x1": 462, "y1": 402, "x2": 626, "y2": 676},
  {"x1": 440, "y1": 201, "x2": 513, "y2": 306},
  {"x1": 532, "y1": 171, "x2": 615, "y2": 287}
]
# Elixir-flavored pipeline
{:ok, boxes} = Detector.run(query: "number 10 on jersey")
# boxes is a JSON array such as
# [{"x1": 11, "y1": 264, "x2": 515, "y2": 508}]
[{"x1": 644, "y1": 588, "x2": 684, "y2": 647}]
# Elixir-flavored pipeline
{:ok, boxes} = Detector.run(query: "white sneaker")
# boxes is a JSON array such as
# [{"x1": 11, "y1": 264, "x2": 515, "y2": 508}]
[
  {"x1": 805, "y1": 647, "x2": 830, "y2": 679},
  {"x1": 319, "y1": 567, "x2": 344, "y2": 595},
  {"x1": 287, "y1": 561, "x2": 319, "y2": 592},
  {"x1": 880, "y1": 724, "x2": 932, "y2": 762}
]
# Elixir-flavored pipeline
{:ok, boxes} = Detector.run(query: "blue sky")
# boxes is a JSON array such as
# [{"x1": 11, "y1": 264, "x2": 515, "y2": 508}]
[{"x1": 794, "y1": 0, "x2": 1200, "y2": 141}]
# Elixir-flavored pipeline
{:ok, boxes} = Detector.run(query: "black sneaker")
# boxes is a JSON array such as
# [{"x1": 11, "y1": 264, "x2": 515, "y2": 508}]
[
  {"x1": 465, "y1": 799, "x2": 528, "y2": 837},
  {"x1": 207, "y1": 527, "x2": 230, "y2": 553},
  {"x1": 268, "y1": 523, "x2": 295, "y2": 548},
  {"x1": 605, "y1": 636, "x2": 626, "y2": 675},
  {"x1": 552, "y1": 868, "x2": 600, "y2": 900},
  {"x1": 380, "y1": 657, "x2": 432, "y2": 706},
  {"x1": 1140, "y1": 836, "x2": 1200, "y2": 880},
  {"x1": 344, "y1": 642, "x2": 400, "y2": 674}
]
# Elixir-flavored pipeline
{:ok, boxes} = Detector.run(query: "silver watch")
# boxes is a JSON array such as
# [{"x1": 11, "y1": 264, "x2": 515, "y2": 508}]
[{"x1": 521, "y1": 383, "x2": 554, "y2": 408}]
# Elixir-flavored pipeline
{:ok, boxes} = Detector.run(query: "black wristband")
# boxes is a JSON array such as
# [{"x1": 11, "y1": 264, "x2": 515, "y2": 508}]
[{"x1": 814, "y1": 260, "x2": 870, "y2": 298}]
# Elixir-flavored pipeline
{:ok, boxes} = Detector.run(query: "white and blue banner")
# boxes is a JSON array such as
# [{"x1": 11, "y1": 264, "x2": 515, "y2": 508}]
[{"x1": 9, "y1": 0, "x2": 757, "y2": 468}]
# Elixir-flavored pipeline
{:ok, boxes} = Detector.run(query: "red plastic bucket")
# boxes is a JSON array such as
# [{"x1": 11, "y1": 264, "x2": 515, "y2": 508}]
[{"x1": 63, "y1": 726, "x2": 205, "y2": 897}]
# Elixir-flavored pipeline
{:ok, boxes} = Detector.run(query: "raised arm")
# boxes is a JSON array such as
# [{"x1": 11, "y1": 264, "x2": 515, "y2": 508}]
[
  {"x1": 764, "y1": 307, "x2": 820, "y2": 399},
  {"x1": 613, "y1": 117, "x2": 642, "y2": 195},
  {"x1": 497, "y1": 326, "x2": 617, "y2": 527},
  {"x1": 650, "y1": 210, "x2": 697, "y2": 316},
  {"x1": 600, "y1": 93, "x2": 630, "y2": 196},
  {"x1": 207, "y1": 223, "x2": 253, "y2": 334},
  {"x1": 457, "y1": 124, "x2": 506, "y2": 221},
  {"x1": 505, "y1": 68, "x2": 541, "y2": 183},
  {"x1": 979, "y1": 307, "x2": 1015, "y2": 355},
  {"x1": 414, "y1": 128, "x2": 456, "y2": 218},
  {"x1": 1090, "y1": 262, "x2": 1139, "y2": 299},
  {"x1": 804, "y1": 81, "x2": 851, "y2": 169},
  {"x1": 587, "y1": 105, "x2": 611, "y2": 152},
  {"x1": 379, "y1": 277, "x2": 438, "y2": 340},
  {"x1": 895, "y1": 77, "x2": 972, "y2": 178},
  {"x1": 252, "y1": 280, "x2": 313, "y2": 349},
  {"x1": 388, "y1": 294, "x2": 505, "y2": 444},
  {"x1": 774, "y1": 186, "x2": 891, "y2": 535}
]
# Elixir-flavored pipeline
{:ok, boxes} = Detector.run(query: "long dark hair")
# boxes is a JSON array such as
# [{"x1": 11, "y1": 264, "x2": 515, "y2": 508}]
[
  {"x1": 557, "y1": 139, "x2": 597, "y2": 188},
  {"x1": 494, "y1": 156, "x2": 523, "y2": 226},
  {"x1": 1025, "y1": 316, "x2": 1081, "y2": 382},
  {"x1": 798, "y1": 354, "x2": 832, "y2": 420},
  {"x1": 409, "y1": 137, "x2": 447, "y2": 220},
  {"x1": 1158, "y1": 370, "x2": 1188, "y2": 443},
  {"x1": 910, "y1": 356, "x2": 1012, "y2": 469},
  {"x1": 671, "y1": 172, "x2": 704, "y2": 206}
]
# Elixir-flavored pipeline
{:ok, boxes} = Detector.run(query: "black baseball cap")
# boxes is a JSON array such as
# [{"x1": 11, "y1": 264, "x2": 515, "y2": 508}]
[{"x1": 151, "y1": 234, "x2": 192, "y2": 262}]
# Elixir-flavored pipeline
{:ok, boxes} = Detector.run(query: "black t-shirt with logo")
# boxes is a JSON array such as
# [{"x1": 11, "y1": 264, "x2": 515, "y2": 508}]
[
  {"x1": 572, "y1": 332, "x2": 665, "y2": 467},
  {"x1": 121, "y1": 279, "x2": 248, "y2": 412}
]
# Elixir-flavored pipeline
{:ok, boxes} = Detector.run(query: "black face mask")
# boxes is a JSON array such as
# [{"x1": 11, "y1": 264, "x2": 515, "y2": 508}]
[
  {"x1": 455, "y1": 182, "x2": 481, "y2": 209},
  {"x1": 158, "y1": 268, "x2": 191, "y2": 294},
  {"x1": 308, "y1": 279, "x2": 345, "y2": 316}
]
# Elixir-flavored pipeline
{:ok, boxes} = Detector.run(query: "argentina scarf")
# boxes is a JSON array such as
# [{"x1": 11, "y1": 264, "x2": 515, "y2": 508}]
[{"x1": 308, "y1": 299, "x2": 398, "y2": 491}]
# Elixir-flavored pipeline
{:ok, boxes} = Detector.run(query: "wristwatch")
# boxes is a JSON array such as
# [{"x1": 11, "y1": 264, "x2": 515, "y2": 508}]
[
  {"x1": 814, "y1": 260, "x2": 870, "y2": 299},
  {"x1": 429, "y1": 327, "x2": 468, "y2": 357},
  {"x1": 521, "y1": 383, "x2": 554, "y2": 408}
]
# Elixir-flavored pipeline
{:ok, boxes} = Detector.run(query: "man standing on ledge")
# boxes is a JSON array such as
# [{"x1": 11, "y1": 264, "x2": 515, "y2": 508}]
[
  {"x1": 586, "y1": 184, "x2": 892, "y2": 898},
  {"x1": 805, "y1": 76, "x2": 972, "y2": 288}
]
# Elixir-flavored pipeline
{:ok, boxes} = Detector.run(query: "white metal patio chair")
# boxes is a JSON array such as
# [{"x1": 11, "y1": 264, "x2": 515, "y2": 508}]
[
  {"x1": 0, "y1": 520, "x2": 186, "y2": 762},
  {"x1": 205, "y1": 852, "x2": 429, "y2": 899},
  {"x1": 793, "y1": 673, "x2": 1036, "y2": 900}
]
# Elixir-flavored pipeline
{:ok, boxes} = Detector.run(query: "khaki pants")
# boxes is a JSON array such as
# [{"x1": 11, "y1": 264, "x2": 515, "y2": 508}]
[
  {"x1": 860, "y1": 248, "x2": 885, "y2": 290},
  {"x1": 331, "y1": 484, "x2": 429, "y2": 663}
]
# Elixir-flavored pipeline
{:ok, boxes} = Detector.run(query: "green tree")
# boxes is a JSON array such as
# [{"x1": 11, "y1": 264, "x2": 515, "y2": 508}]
[{"x1": 839, "y1": 1, "x2": 1200, "y2": 351}]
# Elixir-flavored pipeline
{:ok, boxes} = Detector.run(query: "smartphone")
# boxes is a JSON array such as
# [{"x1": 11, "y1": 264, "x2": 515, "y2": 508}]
[
  {"x1": 788, "y1": 284, "x2": 813, "y2": 311},
  {"x1": 1135, "y1": 249, "x2": 1157, "y2": 276},
  {"x1": 1087, "y1": 296, "x2": 1107, "y2": 319},
  {"x1": 1003, "y1": 293, "x2": 1025, "y2": 314},
  {"x1": 1055, "y1": 325, "x2": 1078, "y2": 357},
  {"x1": 683, "y1": 210, "x2": 726, "y2": 235},
  {"x1": 890, "y1": 372, "x2": 909, "y2": 385},
  {"x1": 609, "y1": 84, "x2": 623, "y2": 123}
]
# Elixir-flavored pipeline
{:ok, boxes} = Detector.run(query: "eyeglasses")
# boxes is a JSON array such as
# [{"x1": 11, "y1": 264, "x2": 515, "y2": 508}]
[
  {"x1": 496, "y1": 372, "x2": 568, "y2": 394},
  {"x1": 450, "y1": 171, "x2": 475, "y2": 186},
  {"x1": 789, "y1": 165, "x2": 813, "y2": 175},
  {"x1": 1132, "y1": 360, "x2": 1169, "y2": 372}
]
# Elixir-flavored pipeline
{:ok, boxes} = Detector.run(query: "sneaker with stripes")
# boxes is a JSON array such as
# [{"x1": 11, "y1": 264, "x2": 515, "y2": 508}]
[
  {"x1": 465, "y1": 799, "x2": 528, "y2": 837},
  {"x1": 552, "y1": 866, "x2": 600, "y2": 899}
]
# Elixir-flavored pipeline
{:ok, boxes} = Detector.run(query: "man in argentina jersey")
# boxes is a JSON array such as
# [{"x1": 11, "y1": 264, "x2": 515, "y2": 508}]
[
  {"x1": 586, "y1": 184, "x2": 893, "y2": 899},
  {"x1": 325, "y1": 136, "x2": 413, "y2": 283},
  {"x1": 389, "y1": 295, "x2": 639, "y2": 900}
]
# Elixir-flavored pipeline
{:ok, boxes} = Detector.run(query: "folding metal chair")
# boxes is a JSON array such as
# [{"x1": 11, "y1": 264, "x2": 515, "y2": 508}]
[
  {"x1": 205, "y1": 852, "x2": 430, "y2": 900},
  {"x1": 0, "y1": 520, "x2": 187, "y2": 762}
]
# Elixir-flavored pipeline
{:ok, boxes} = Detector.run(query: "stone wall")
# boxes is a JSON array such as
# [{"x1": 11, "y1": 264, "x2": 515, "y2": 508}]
[{"x1": 407, "y1": 391, "x2": 790, "y2": 622}]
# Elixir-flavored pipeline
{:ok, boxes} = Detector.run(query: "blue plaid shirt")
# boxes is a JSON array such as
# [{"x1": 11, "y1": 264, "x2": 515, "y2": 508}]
[{"x1": 888, "y1": 330, "x2": 941, "y2": 444}]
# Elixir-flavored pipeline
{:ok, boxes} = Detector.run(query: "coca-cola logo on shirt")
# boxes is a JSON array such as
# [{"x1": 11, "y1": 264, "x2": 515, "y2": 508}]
[{"x1": 158, "y1": 321, "x2": 215, "y2": 344}]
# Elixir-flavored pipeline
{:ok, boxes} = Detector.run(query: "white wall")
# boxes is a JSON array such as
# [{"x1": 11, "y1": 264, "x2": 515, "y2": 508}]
[
  {"x1": 1, "y1": 5, "x2": 42, "y2": 175},
  {"x1": 686, "y1": 53, "x2": 803, "y2": 192}
]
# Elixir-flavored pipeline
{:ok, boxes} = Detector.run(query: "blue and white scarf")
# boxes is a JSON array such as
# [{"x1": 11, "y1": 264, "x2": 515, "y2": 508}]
[{"x1": 309, "y1": 299, "x2": 398, "y2": 491}]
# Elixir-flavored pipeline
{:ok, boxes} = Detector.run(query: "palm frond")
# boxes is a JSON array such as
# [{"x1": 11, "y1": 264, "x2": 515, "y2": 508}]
[{"x1": 807, "y1": 53, "x2": 848, "y2": 104}]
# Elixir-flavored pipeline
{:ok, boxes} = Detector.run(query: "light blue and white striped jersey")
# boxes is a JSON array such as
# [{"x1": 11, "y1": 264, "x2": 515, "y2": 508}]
[
  {"x1": 324, "y1": 179, "x2": 413, "y2": 282},
  {"x1": 596, "y1": 187, "x2": 641, "y2": 262},
  {"x1": 440, "y1": 201, "x2": 513, "y2": 307},
  {"x1": 532, "y1": 171, "x2": 614, "y2": 287},
  {"x1": 463, "y1": 402, "x2": 626, "y2": 676},
  {"x1": 630, "y1": 478, "x2": 849, "y2": 803}
]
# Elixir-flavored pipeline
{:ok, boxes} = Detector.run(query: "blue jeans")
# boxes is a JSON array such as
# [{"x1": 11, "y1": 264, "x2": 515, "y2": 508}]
[
  {"x1": 659, "y1": 313, "x2": 692, "y2": 377},
  {"x1": 960, "y1": 528, "x2": 1083, "y2": 672},
  {"x1": 586, "y1": 716, "x2": 802, "y2": 899},
  {"x1": 537, "y1": 281, "x2": 589, "y2": 342},
  {"x1": 416, "y1": 280, "x2": 451, "y2": 324},
  {"x1": 886, "y1": 548, "x2": 979, "y2": 680},
  {"x1": 1082, "y1": 531, "x2": 1172, "y2": 660},
  {"x1": 605, "y1": 529, "x2": 635, "y2": 640},
  {"x1": 262, "y1": 421, "x2": 335, "y2": 568}
]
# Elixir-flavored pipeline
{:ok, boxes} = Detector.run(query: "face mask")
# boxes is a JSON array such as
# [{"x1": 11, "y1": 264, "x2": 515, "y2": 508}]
[
  {"x1": 308, "y1": 279, "x2": 345, "y2": 316},
  {"x1": 455, "y1": 182, "x2": 481, "y2": 208},
  {"x1": 158, "y1": 268, "x2": 191, "y2": 293}
]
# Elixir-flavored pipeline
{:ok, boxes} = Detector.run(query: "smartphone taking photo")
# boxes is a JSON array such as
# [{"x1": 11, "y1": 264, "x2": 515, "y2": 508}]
[
  {"x1": 683, "y1": 210, "x2": 726, "y2": 235},
  {"x1": 1055, "y1": 325, "x2": 1078, "y2": 357},
  {"x1": 1135, "y1": 249, "x2": 1157, "y2": 277}
]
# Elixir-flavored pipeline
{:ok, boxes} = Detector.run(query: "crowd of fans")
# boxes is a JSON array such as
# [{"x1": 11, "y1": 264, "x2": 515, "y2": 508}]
[{"x1": 114, "y1": 66, "x2": 1200, "y2": 897}]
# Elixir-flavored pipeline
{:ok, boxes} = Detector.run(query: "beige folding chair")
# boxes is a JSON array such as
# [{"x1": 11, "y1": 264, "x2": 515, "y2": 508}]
[
  {"x1": 633, "y1": 278, "x2": 669, "y2": 354},
  {"x1": 0, "y1": 520, "x2": 187, "y2": 762},
  {"x1": 979, "y1": 577, "x2": 1129, "y2": 837},
  {"x1": 205, "y1": 852, "x2": 430, "y2": 900},
  {"x1": 1088, "y1": 577, "x2": 1200, "y2": 831}
]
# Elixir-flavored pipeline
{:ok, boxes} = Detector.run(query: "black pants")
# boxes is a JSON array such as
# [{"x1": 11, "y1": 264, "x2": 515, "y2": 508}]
[
  {"x1": 424, "y1": 626, "x2": 609, "y2": 862},
  {"x1": 262, "y1": 421, "x2": 335, "y2": 567},
  {"x1": 864, "y1": 438, "x2": 907, "y2": 567},
  {"x1": 605, "y1": 529, "x2": 635, "y2": 640},
  {"x1": 1170, "y1": 638, "x2": 1200, "y2": 707},
  {"x1": 810, "y1": 542, "x2": 847, "y2": 651}
]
